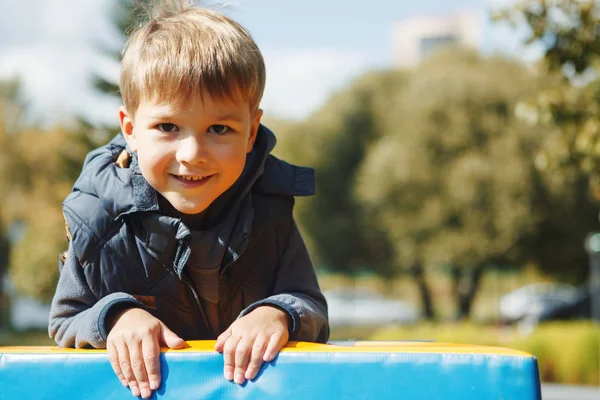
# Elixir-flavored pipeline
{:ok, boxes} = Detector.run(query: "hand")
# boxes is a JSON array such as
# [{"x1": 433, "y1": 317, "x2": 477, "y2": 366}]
[
  {"x1": 214, "y1": 306, "x2": 290, "y2": 385},
  {"x1": 107, "y1": 308, "x2": 187, "y2": 398}
]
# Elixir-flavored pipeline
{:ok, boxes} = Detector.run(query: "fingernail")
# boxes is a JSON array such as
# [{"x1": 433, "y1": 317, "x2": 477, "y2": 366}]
[
  {"x1": 224, "y1": 370, "x2": 233, "y2": 381},
  {"x1": 120, "y1": 379, "x2": 128, "y2": 387},
  {"x1": 235, "y1": 373, "x2": 245, "y2": 385},
  {"x1": 131, "y1": 386, "x2": 140, "y2": 397},
  {"x1": 150, "y1": 380, "x2": 159, "y2": 390},
  {"x1": 141, "y1": 388, "x2": 150, "y2": 398}
]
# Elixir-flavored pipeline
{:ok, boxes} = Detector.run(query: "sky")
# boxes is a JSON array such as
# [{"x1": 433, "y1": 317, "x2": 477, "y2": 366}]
[{"x1": 0, "y1": 0, "x2": 529, "y2": 126}]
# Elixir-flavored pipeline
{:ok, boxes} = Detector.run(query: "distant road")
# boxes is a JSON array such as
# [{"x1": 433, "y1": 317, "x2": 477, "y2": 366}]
[{"x1": 542, "y1": 384, "x2": 600, "y2": 400}]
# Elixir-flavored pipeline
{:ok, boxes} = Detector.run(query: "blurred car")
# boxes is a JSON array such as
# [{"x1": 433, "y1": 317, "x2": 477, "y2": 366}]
[
  {"x1": 324, "y1": 286, "x2": 419, "y2": 327},
  {"x1": 498, "y1": 282, "x2": 583, "y2": 324}
]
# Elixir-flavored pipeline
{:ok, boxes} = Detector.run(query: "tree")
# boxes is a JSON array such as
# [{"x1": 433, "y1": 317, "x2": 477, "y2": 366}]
[
  {"x1": 0, "y1": 224, "x2": 9, "y2": 332},
  {"x1": 0, "y1": 80, "x2": 91, "y2": 303},
  {"x1": 0, "y1": 79, "x2": 26, "y2": 330},
  {"x1": 497, "y1": 0, "x2": 600, "y2": 282},
  {"x1": 274, "y1": 72, "x2": 408, "y2": 278},
  {"x1": 497, "y1": 0, "x2": 600, "y2": 193},
  {"x1": 6, "y1": 127, "x2": 90, "y2": 301},
  {"x1": 356, "y1": 51, "x2": 550, "y2": 319}
]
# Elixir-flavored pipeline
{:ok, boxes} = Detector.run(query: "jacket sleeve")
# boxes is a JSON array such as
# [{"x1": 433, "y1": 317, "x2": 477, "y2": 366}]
[
  {"x1": 238, "y1": 219, "x2": 330, "y2": 343},
  {"x1": 48, "y1": 242, "x2": 146, "y2": 349}
]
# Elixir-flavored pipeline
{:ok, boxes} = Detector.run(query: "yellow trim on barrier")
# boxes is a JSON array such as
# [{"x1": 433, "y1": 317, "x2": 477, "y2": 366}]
[{"x1": 0, "y1": 341, "x2": 533, "y2": 358}]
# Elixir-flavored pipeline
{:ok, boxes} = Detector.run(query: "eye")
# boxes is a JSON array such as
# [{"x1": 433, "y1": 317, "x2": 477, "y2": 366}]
[
  {"x1": 156, "y1": 123, "x2": 179, "y2": 133},
  {"x1": 208, "y1": 125, "x2": 231, "y2": 135}
]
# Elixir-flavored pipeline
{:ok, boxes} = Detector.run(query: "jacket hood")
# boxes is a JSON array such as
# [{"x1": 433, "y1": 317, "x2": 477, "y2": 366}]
[{"x1": 70, "y1": 125, "x2": 315, "y2": 220}]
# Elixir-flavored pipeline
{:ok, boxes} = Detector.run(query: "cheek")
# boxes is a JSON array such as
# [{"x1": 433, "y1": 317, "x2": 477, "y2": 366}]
[
  {"x1": 216, "y1": 145, "x2": 247, "y2": 176},
  {"x1": 137, "y1": 147, "x2": 171, "y2": 181}
]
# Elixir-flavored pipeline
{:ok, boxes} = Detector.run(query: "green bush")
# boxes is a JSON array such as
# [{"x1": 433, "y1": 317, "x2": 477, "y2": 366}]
[
  {"x1": 0, "y1": 330, "x2": 54, "y2": 346},
  {"x1": 367, "y1": 321, "x2": 600, "y2": 385},
  {"x1": 512, "y1": 322, "x2": 600, "y2": 385}
]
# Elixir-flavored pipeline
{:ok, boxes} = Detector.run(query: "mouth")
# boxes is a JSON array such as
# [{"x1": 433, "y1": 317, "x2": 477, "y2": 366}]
[{"x1": 171, "y1": 174, "x2": 214, "y2": 185}]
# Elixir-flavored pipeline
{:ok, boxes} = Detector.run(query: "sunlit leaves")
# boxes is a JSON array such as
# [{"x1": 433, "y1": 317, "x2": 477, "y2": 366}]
[
  {"x1": 499, "y1": 0, "x2": 600, "y2": 198},
  {"x1": 0, "y1": 83, "x2": 89, "y2": 301}
]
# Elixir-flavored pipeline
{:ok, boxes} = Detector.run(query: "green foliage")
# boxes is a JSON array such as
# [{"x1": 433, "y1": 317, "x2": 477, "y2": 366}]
[
  {"x1": 498, "y1": 0, "x2": 600, "y2": 198},
  {"x1": 2, "y1": 128, "x2": 87, "y2": 301},
  {"x1": 356, "y1": 51, "x2": 547, "y2": 272},
  {"x1": 274, "y1": 71, "x2": 406, "y2": 277},
  {"x1": 8, "y1": 199, "x2": 67, "y2": 301},
  {"x1": 497, "y1": 0, "x2": 600, "y2": 74},
  {"x1": 276, "y1": 48, "x2": 596, "y2": 314},
  {"x1": 495, "y1": 0, "x2": 600, "y2": 282},
  {"x1": 0, "y1": 1, "x2": 130, "y2": 302},
  {"x1": 0, "y1": 82, "x2": 92, "y2": 302},
  {"x1": 369, "y1": 321, "x2": 600, "y2": 385}
]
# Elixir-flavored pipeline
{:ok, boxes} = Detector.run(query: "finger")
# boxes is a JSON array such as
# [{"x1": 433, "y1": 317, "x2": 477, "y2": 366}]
[
  {"x1": 107, "y1": 341, "x2": 128, "y2": 387},
  {"x1": 215, "y1": 329, "x2": 232, "y2": 353},
  {"x1": 127, "y1": 341, "x2": 151, "y2": 398},
  {"x1": 234, "y1": 337, "x2": 253, "y2": 385},
  {"x1": 263, "y1": 331, "x2": 287, "y2": 362},
  {"x1": 245, "y1": 335, "x2": 268, "y2": 381},
  {"x1": 115, "y1": 341, "x2": 140, "y2": 397},
  {"x1": 222, "y1": 334, "x2": 241, "y2": 381},
  {"x1": 142, "y1": 337, "x2": 161, "y2": 391},
  {"x1": 160, "y1": 323, "x2": 187, "y2": 349}
]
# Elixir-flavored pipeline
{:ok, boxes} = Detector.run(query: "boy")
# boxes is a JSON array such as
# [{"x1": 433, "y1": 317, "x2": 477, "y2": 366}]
[{"x1": 48, "y1": 2, "x2": 329, "y2": 398}]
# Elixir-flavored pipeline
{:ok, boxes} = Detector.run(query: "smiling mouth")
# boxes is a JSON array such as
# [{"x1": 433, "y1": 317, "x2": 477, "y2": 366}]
[{"x1": 172, "y1": 174, "x2": 214, "y2": 183}]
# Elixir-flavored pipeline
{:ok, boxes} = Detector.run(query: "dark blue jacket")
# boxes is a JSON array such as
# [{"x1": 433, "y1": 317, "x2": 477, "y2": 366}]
[{"x1": 48, "y1": 126, "x2": 329, "y2": 348}]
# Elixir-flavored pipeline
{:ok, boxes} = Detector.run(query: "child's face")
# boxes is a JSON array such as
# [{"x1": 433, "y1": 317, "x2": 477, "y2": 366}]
[{"x1": 119, "y1": 93, "x2": 262, "y2": 214}]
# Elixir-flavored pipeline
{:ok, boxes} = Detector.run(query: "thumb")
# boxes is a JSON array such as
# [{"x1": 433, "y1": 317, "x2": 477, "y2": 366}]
[{"x1": 159, "y1": 322, "x2": 187, "y2": 349}]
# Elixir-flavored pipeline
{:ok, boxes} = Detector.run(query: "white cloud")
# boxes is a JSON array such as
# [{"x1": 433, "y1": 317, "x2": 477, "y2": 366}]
[
  {"x1": 0, "y1": 44, "x2": 119, "y2": 124},
  {"x1": 261, "y1": 49, "x2": 369, "y2": 120},
  {"x1": 0, "y1": 0, "x2": 120, "y2": 126},
  {"x1": 0, "y1": 0, "x2": 372, "y2": 123},
  {"x1": 0, "y1": 0, "x2": 369, "y2": 125}
]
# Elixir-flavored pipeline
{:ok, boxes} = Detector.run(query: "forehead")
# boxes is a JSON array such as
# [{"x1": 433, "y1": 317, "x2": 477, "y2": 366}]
[{"x1": 136, "y1": 92, "x2": 251, "y2": 118}]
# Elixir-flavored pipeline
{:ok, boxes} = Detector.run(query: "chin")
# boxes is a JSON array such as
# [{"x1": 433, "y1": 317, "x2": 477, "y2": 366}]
[
  {"x1": 176, "y1": 204, "x2": 210, "y2": 215},
  {"x1": 167, "y1": 197, "x2": 210, "y2": 215}
]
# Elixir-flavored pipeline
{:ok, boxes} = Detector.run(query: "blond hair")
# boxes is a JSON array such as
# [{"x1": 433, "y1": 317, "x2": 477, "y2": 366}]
[{"x1": 120, "y1": 1, "x2": 265, "y2": 114}]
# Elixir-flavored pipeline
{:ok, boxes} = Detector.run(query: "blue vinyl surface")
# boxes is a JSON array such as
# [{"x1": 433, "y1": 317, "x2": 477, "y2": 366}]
[{"x1": 0, "y1": 343, "x2": 541, "y2": 400}]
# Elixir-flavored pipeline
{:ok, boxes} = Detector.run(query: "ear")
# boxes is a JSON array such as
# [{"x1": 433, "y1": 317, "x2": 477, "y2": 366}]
[
  {"x1": 119, "y1": 105, "x2": 137, "y2": 152},
  {"x1": 246, "y1": 108, "x2": 263, "y2": 153}
]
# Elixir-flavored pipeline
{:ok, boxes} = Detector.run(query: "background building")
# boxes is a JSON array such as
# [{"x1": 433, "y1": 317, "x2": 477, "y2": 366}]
[{"x1": 393, "y1": 11, "x2": 481, "y2": 68}]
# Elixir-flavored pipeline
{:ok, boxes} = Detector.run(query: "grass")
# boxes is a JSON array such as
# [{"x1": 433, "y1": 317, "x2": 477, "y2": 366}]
[
  {"x1": 363, "y1": 321, "x2": 600, "y2": 386},
  {"x1": 0, "y1": 330, "x2": 55, "y2": 346}
]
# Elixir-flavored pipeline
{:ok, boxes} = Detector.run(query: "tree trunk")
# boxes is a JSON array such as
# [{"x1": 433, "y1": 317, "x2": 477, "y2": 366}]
[
  {"x1": 409, "y1": 260, "x2": 436, "y2": 320},
  {"x1": 0, "y1": 284, "x2": 10, "y2": 334},
  {"x1": 451, "y1": 263, "x2": 486, "y2": 320},
  {"x1": 0, "y1": 226, "x2": 10, "y2": 333}
]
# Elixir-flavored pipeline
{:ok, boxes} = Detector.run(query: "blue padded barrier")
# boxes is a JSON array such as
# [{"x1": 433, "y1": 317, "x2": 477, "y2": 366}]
[{"x1": 0, "y1": 341, "x2": 541, "y2": 399}]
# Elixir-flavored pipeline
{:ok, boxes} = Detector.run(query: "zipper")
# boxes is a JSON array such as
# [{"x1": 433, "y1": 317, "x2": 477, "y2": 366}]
[
  {"x1": 173, "y1": 237, "x2": 212, "y2": 336},
  {"x1": 180, "y1": 269, "x2": 212, "y2": 335},
  {"x1": 217, "y1": 233, "x2": 250, "y2": 331}
]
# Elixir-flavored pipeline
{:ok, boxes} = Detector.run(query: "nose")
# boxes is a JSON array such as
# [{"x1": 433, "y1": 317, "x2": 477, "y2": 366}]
[{"x1": 176, "y1": 133, "x2": 208, "y2": 165}]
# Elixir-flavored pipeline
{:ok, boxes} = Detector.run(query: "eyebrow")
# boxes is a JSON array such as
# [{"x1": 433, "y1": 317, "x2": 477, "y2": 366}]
[
  {"x1": 148, "y1": 114, "x2": 174, "y2": 121},
  {"x1": 215, "y1": 114, "x2": 243, "y2": 123}
]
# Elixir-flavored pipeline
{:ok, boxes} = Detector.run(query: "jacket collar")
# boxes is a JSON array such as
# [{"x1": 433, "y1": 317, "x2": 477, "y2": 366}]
[{"x1": 72, "y1": 124, "x2": 315, "y2": 221}]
